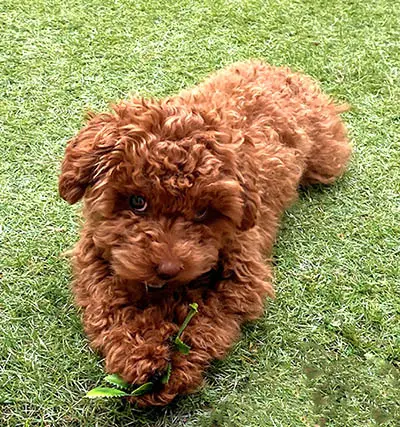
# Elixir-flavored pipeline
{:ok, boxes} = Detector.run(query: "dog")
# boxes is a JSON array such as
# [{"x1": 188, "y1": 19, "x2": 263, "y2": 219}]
[{"x1": 59, "y1": 60, "x2": 351, "y2": 406}]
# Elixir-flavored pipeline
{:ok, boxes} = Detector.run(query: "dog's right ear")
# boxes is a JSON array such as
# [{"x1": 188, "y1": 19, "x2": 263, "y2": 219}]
[{"x1": 59, "y1": 113, "x2": 113, "y2": 204}]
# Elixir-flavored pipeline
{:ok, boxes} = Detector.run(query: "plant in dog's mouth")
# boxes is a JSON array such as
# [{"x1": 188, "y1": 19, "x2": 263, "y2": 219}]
[{"x1": 86, "y1": 303, "x2": 198, "y2": 399}]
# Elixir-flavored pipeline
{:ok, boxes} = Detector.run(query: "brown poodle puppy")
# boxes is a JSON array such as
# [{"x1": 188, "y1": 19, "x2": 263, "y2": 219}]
[{"x1": 59, "y1": 60, "x2": 351, "y2": 406}]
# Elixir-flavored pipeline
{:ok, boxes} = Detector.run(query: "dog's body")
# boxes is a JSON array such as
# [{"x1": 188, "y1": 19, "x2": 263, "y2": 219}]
[{"x1": 59, "y1": 61, "x2": 351, "y2": 406}]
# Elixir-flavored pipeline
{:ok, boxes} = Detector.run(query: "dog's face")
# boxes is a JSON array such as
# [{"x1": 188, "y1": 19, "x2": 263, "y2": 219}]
[{"x1": 59, "y1": 100, "x2": 259, "y2": 290}]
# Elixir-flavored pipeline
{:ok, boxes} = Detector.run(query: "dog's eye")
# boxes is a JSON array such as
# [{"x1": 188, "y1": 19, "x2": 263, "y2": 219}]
[
  {"x1": 129, "y1": 195, "x2": 148, "y2": 213},
  {"x1": 193, "y1": 208, "x2": 209, "y2": 222}
]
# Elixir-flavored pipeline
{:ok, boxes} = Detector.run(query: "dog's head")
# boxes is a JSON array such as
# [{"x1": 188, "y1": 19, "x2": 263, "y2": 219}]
[{"x1": 59, "y1": 100, "x2": 260, "y2": 290}]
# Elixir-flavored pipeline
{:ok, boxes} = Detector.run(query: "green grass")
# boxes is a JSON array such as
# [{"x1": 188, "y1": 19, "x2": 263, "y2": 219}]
[{"x1": 1, "y1": 0, "x2": 399, "y2": 425}]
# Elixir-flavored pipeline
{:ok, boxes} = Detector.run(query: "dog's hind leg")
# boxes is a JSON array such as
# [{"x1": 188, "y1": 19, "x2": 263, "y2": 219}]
[{"x1": 301, "y1": 106, "x2": 351, "y2": 186}]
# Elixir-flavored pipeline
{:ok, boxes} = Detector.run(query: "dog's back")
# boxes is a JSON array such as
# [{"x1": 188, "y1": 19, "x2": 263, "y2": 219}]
[{"x1": 177, "y1": 60, "x2": 351, "y2": 187}]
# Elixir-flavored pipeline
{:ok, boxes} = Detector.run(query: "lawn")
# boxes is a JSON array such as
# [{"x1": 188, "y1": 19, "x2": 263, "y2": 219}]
[{"x1": 0, "y1": 0, "x2": 399, "y2": 425}]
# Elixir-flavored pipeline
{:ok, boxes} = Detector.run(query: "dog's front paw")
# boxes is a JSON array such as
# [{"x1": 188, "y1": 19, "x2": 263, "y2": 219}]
[
  {"x1": 104, "y1": 322, "x2": 179, "y2": 385},
  {"x1": 105, "y1": 342, "x2": 171, "y2": 385},
  {"x1": 131, "y1": 352, "x2": 207, "y2": 407},
  {"x1": 131, "y1": 387, "x2": 178, "y2": 407}
]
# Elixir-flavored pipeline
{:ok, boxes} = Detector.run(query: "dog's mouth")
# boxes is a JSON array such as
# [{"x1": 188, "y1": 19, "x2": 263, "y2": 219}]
[
  {"x1": 145, "y1": 281, "x2": 167, "y2": 291},
  {"x1": 143, "y1": 263, "x2": 224, "y2": 293}
]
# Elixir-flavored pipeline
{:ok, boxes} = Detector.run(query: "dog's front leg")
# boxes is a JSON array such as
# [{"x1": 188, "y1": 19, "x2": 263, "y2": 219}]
[
  {"x1": 99, "y1": 311, "x2": 179, "y2": 385},
  {"x1": 73, "y1": 246, "x2": 179, "y2": 386},
  {"x1": 79, "y1": 292, "x2": 179, "y2": 385}
]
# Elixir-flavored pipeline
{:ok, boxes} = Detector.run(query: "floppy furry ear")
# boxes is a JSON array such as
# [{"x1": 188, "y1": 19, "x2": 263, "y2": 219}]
[{"x1": 59, "y1": 114, "x2": 113, "y2": 204}]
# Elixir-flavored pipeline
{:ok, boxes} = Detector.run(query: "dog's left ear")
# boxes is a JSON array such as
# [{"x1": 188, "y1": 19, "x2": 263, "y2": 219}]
[
  {"x1": 239, "y1": 182, "x2": 261, "y2": 231},
  {"x1": 59, "y1": 113, "x2": 115, "y2": 204}
]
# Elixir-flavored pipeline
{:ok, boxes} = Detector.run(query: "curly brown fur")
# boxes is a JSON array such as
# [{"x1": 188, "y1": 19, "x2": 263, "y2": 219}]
[{"x1": 59, "y1": 60, "x2": 351, "y2": 406}]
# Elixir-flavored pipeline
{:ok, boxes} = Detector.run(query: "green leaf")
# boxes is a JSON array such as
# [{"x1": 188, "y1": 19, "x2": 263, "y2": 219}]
[
  {"x1": 175, "y1": 337, "x2": 191, "y2": 354},
  {"x1": 130, "y1": 382, "x2": 154, "y2": 396},
  {"x1": 161, "y1": 363, "x2": 172, "y2": 384},
  {"x1": 86, "y1": 387, "x2": 129, "y2": 399},
  {"x1": 104, "y1": 374, "x2": 131, "y2": 390}
]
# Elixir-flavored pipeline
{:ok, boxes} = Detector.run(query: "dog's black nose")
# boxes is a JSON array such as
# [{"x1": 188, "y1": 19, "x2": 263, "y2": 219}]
[{"x1": 156, "y1": 261, "x2": 182, "y2": 280}]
